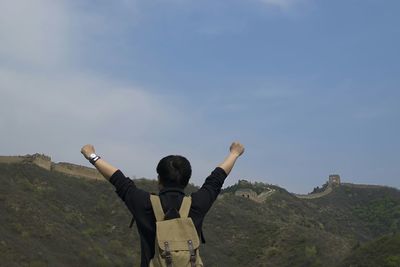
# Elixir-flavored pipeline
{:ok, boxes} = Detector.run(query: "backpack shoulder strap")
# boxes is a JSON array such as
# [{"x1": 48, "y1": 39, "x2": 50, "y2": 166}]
[
  {"x1": 129, "y1": 216, "x2": 135, "y2": 228},
  {"x1": 150, "y1": 195, "x2": 165, "y2": 222},
  {"x1": 179, "y1": 196, "x2": 192, "y2": 218}
]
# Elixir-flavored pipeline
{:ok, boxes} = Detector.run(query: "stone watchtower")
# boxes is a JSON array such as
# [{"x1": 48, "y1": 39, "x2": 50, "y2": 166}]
[{"x1": 328, "y1": 174, "x2": 341, "y2": 186}]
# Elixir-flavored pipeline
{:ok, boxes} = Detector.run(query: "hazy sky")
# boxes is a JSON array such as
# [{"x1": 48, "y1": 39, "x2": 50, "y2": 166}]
[{"x1": 1, "y1": 0, "x2": 399, "y2": 193}]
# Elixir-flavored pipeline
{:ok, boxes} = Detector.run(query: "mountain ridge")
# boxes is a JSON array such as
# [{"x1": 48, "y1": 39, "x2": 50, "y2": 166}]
[
  {"x1": 1, "y1": 158, "x2": 400, "y2": 266},
  {"x1": 1, "y1": 153, "x2": 397, "y2": 197}
]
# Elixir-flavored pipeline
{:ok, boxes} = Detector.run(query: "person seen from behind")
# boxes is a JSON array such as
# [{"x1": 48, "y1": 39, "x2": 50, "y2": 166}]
[{"x1": 80, "y1": 141, "x2": 245, "y2": 267}]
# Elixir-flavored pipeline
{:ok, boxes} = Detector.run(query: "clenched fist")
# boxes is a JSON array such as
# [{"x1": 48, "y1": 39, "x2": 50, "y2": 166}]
[
  {"x1": 230, "y1": 142, "x2": 245, "y2": 157},
  {"x1": 81, "y1": 144, "x2": 96, "y2": 160}
]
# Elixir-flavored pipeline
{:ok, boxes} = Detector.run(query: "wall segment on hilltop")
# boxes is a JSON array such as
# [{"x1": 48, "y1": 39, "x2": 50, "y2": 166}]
[
  {"x1": 0, "y1": 156, "x2": 25, "y2": 164},
  {"x1": 52, "y1": 162, "x2": 103, "y2": 180},
  {"x1": 0, "y1": 154, "x2": 103, "y2": 181},
  {"x1": 31, "y1": 154, "x2": 52, "y2": 170},
  {"x1": 0, "y1": 154, "x2": 51, "y2": 170},
  {"x1": 234, "y1": 188, "x2": 276, "y2": 203}
]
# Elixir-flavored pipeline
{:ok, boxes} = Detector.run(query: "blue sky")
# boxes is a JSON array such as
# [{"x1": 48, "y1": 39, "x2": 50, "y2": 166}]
[{"x1": 1, "y1": 0, "x2": 399, "y2": 193}]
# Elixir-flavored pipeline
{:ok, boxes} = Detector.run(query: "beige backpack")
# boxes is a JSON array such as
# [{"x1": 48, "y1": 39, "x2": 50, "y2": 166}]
[{"x1": 149, "y1": 195, "x2": 203, "y2": 267}]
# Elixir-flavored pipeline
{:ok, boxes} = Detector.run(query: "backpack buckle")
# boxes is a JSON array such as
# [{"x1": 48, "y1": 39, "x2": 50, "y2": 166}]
[
  {"x1": 164, "y1": 241, "x2": 172, "y2": 267},
  {"x1": 188, "y1": 240, "x2": 196, "y2": 267}
]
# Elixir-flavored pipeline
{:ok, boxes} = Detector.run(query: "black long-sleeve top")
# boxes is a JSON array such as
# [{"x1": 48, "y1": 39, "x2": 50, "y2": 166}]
[{"x1": 109, "y1": 167, "x2": 228, "y2": 267}]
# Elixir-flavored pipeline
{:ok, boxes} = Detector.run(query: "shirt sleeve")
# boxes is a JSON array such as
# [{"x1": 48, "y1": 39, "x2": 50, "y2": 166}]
[
  {"x1": 190, "y1": 167, "x2": 227, "y2": 215},
  {"x1": 109, "y1": 170, "x2": 150, "y2": 215}
]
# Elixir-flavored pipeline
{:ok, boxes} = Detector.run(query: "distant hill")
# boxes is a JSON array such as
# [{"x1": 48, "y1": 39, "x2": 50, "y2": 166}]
[
  {"x1": 1, "y1": 161, "x2": 400, "y2": 267},
  {"x1": 339, "y1": 233, "x2": 400, "y2": 267}
]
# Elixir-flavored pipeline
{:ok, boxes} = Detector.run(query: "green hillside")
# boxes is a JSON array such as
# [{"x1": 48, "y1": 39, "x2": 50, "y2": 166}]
[
  {"x1": 1, "y1": 162, "x2": 399, "y2": 267},
  {"x1": 339, "y1": 233, "x2": 400, "y2": 267}
]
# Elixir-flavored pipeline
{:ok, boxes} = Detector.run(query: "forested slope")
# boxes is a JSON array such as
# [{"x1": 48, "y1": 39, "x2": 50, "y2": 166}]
[{"x1": 1, "y1": 163, "x2": 399, "y2": 267}]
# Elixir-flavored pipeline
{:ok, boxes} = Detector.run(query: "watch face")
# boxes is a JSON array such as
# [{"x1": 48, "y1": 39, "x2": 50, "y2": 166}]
[{"x1": 89, "y1": 153, "x2": 97, "y2": 159}]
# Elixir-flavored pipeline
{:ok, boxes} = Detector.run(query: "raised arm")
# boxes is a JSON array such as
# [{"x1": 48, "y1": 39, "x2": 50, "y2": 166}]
[
  {"x1": 218, "y1": 141, "x2": 245, "y2": 175},
  {"x1": 81, "y1": 144, "x2": 118, "y2": 180},
  {"x1": 190, "y1": 141, "x2": 245, "y2": 217}
]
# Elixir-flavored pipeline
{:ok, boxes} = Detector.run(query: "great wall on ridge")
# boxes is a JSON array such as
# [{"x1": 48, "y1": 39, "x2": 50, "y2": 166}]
[
  {"x1": 1, "y1": 154, "x2": 379, "y2": 203},
  {"x1": 0, "y1": 154, "x2": 103, "y2": 181},
  {"x1": 234, "y1": 175, "x2": 342, "y2": 202}
]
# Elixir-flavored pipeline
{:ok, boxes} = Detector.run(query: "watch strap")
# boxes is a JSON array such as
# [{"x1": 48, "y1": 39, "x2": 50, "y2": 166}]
[{"x1": 89, "y1": 155, "x2": 101, "y2": 165}]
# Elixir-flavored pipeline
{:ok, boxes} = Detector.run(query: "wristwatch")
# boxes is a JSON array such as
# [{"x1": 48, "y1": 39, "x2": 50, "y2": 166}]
[{"x1": 88, "y1": 153, "x2": 101, "y2": 165}]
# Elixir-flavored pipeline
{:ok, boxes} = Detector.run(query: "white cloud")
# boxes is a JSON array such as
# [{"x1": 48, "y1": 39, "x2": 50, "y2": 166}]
[
  {"x1": 0, "y1": 0, "x2": 72, "y2": 68},
  {"x1": 0, "y1": 0, "x2": 248, "y2": 186},
  {"x1": 0, "y1": 66, "x2": 222, "y2": 185},
  {"x1": 0, "y1": 0, "x2": 141, "y2": 70},
  {"x1": 0, "y1": 69, "x2": 178, "y2": 130},
  {"x1": 0, "y1": 0, "x2": 190, "y2": 181},
  {"x1": 0, "y1": 67, "x2": 187, "y2": 177}
]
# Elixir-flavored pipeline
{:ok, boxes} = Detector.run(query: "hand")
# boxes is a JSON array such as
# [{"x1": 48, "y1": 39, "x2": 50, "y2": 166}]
[
  {"x1": 81, "y1": 144, "x2": 95, "y2": 160},
  {"x1": 230, "y1": 142, "x2": 245, "y2": 157}
]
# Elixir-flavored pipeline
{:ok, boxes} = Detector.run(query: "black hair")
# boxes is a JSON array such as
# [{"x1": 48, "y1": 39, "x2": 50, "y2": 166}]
[{"x1": 156, "y1": 155, "x2": 192, "y2": 188}]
